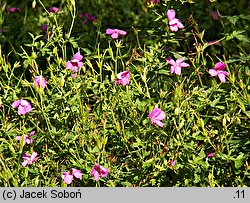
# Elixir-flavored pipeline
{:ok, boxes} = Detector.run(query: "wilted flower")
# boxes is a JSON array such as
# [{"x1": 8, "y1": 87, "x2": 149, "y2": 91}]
[
  {"x1": 117, "y1": 70, "x2": 130, "y2": 86},
  {"x1": 0, "y1": 29, "x2": 6, "y2": 33},
  {"x1": 106, "y1": 28, "x2": 126, "y2": 39},
  {"x1": 146, "y1": 0, "x2": 161, "y2": 5},
  {"x1": 12, "y1": 99, "x2": 32, "y2": 115},
  {"x1": 148, "y1": 108, "x2": 166, "y2": 127},
  {"x1": 167, "y1": 9, "x2": 184, "y2": 32},
  {"x1": 34, "y1": 76, "x2": 47, "y2": 89},
  {"x1": 71, "y1": 73, "x2": 77, "y2": 79},
  {"x1": 16, "y1": 131, "x2": 35, "y2": 144},
  {"x1": 206, "y1": 153, "x2": 215, "y2": 161},
  {"x1": 22, "y1": 152, "x2": 38, "y2": 167},
  {"x1": 206, "y1": 40, "x2": 221, "y2": 46},
  {"x1": 168, "y1": 160, "x2": 176, "y2": 167},
  {"x1": 206, "y1": 153, "x2": 215, "y2": 159},
  {"x1": 91, "y1": 164, "x2": 109, "y2": 181},
  {"x1": 209, "y1": 62, "x2": 229, "y2": 83},
  {"x1": 81, "y1": 13, "x2": 97, "y2": 24},
  {"x1": 48, "y1": 7, "x2": 59, "y2": 13},
  {"x1": 62, "y1": 168, "x2": 82, "y2": 184},
  {"x1": 86, "y1": 13, "x2": 96, "y2": 22},
  {"x1": 41, "y1": 24, "x2": 47, "y2": 33},
  {"x1": 79, "y1": 13, "x2": 84, "y2": 18},
  {"x1": 166, "y1": 57, "x2": 190, "y2": 75},
  {"x1": 210, "y1": 11, "x2": 220, "y2": 20},
  {"x1": 9, "y1": 7, "x2": 20, "y2": 13},
  {"x1": 66, "y1": 52, "x2": 84, "y2": 72}
]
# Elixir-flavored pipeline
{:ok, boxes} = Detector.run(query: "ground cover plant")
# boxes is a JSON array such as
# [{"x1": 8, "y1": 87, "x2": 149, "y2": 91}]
[{"x1": 0, "y1": 0, "x2": 249, "y2": 187}]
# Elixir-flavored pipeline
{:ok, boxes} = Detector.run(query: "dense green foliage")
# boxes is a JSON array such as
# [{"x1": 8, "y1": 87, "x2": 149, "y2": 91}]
[{"x1": 0, "y1": 0, "x2": 249, "y2": 186}]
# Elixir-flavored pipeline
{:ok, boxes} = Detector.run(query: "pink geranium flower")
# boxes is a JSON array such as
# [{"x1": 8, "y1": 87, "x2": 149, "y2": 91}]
[
  {"x1": 106, "y1": 28, "x2": 126, "y2": 39},
  {"x1": 66, "y1": 52, "x2": 84, "y2": 72},
  {"x1": 167, "y1": 9, "x2": 184, "y2": 32},
  {"x1": 34, "y1": 76, "x2": 47, "y2": 89},
  {"x1": 117, "y1": 70, "x2": 130, "y2": 86},
  {"x1": 48, "y1": 7, "x2": 59, "y2": 13},
  {"x1": 16, "y1": 131, "x2": 35, "y2": 144},
  {"x1": 209, "y1": 62, "x2": 229, "y2": 83},
  {"x1": 166, "y1": 57, "x2": 190, "y2": 75},
  {"x1": 22, "y1": 152, "x2": 38, "y2": 167},
  {"x1": 62, "y1": 168, "x2": 82, "y2": 184},
  {"x1": 148, "y1": 108, "x2": 166, "y2": 127},
  {"x1": 12, "y1": 99, "x2": 32, "y2": 115},
  {"x1": 91, "y1": 164, "x2": 109, "y2": 181}
]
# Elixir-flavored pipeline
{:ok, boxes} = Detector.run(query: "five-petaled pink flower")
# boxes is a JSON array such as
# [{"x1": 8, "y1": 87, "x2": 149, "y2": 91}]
[
  {"x1": 16, "y1": 131, "x2": 35, "y2": 144},
  {"x1": 148, "y1": 108, "x2": 166, "y2": 127},
  {"x1": 106, "y1": 28, "x2": 126, "y2": 39},
  {"x1": 167, "y1": 9, "x2": 184, "y2": 32},
  {"x1": 117, "y1": 70, "x2": 130, "y2": 86},
  {"x1": 62, "y1": 168, "x2": 82, "y2": 184},
  {"x1": 22, "y1": 152, "x2": 38, "y2": 167},
  {"x1": 91, "y1": 164, "x2": 109, "y2": 181},
  {"x1": 66, "y1": 52, "x2": 84, "y2": 72},
  {"x1": 209, "y1": 62, "x2": 229, "y2": 83},
  {"x1": 48, "y1": 7, "x2": 59, "y2": 13},
  {"x1": 12, "y1": 99, "x2": 32, "y2": 115},
  {"x1": 34, "y1": 76, "x2": 47, "y2": 89},
  {"x1": 166, "y1": 57, "x2": 190, "y2": 75}
]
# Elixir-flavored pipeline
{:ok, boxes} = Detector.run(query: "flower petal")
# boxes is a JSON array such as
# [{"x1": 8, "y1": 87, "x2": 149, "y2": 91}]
[
  {"x1": 30, "y1": 152, "x2": 38, "y2": 162},
  {"x1": 214, "y1": 62, "x2": 226, "y2": 70},
  {"x1": 12, "y1": 100, "x2": 20, "y2": 108},
  {"x1": 218, "y1": 73, "x2": 226, "y2": 83},
  {"x1": 22, "y1": 160, "x2": 29, "y2": 167},
  {"x1": 209, "y1": 69, "x2": 218, "y2": 76},
  {"x1": 180, "y1": 62, "x2": 190, "y2": 68},
  {"x1": 16, "y1": 136, "x2": 22, "y2": 141},
  {"x1": 111, "y1": 32, "x2": 119, "y2": 39},
  {"x1": 176, "y1": 57, "x2": 185, "y2": 65},
  {"x1": 66, "y1": 61, "x2": 73, "y2": 70},
  {"x1": 170, "y1": 25, "x2": 178, "y2": 32},
  {"x1": 100, "y1": 167, "x2": 109, "y2": 178},
  {"x1": 18, "y1": 106, "x2": 26, "y2": 115},
  {"x1": 154, "y1": 120, "x2": 164, "y2": 127},
  {"x1": 174, "y1": 66, "x2": 182, "y2": 75},
  {"x1": 176, "y1": 19, "x2": 184, "y2": 29},
  {"x1": 118, "y1": 30, "x2": 126, "y2": 36},
  {"x1": 167, "y1": 9, "x2": 176, "y2": 21},
  {"x1": 166, "y1": 58, "x2": 176, "y2": 66},
  {"x1": 72, "y1": 168, "x2": 82, "y2": 179},
  {"x1": 106, "y1": 28, "x2": 115, "y2": 35},
  {"x1": 62, "y1": 172, "x2": 74, "y2": 184},
  {"x1": 148, "y1": 108, "x2": 159, "y2": 119},
  {"x1": 155, "y1": 111, "x2": 166, "y2": 120},
  {"x1": 73, "y1": 52, "x2": 83, "y2": 61}
]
